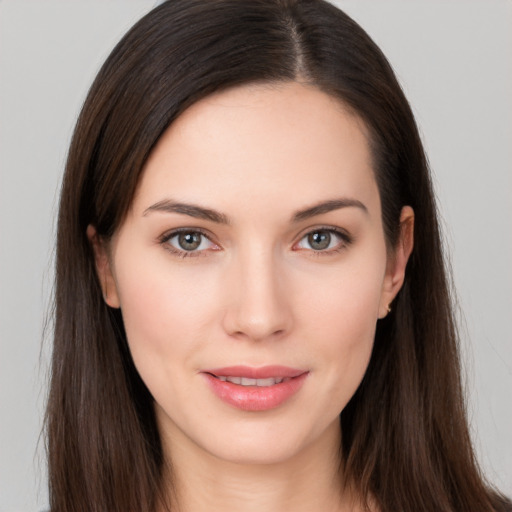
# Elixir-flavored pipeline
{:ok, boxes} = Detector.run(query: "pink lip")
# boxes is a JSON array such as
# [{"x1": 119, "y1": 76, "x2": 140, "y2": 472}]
[
  {"x1": 205, "y1": 365, "x2": 306, "y2": 379},
  {"x1": 201, "y1": 365, "x2": 309, "y2": 412}
]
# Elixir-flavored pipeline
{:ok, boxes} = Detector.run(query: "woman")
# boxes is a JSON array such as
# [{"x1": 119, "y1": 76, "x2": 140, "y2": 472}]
[{"x1": 45, "y1": 0, "x2": 511, "y2": 511}]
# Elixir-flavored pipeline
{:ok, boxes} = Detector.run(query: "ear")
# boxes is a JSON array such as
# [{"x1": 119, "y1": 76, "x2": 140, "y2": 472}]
[
  {"x1": 378, "y1": 206, "x2": 414, "y2": 319},
  {"x1": 86, "y1": 225, "x2": 120, "y2": 309}
]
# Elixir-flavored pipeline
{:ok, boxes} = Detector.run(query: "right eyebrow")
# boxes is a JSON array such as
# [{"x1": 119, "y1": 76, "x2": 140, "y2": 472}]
[{"x1": 142, "y1": 199, "x2": 230, "y2": 225}]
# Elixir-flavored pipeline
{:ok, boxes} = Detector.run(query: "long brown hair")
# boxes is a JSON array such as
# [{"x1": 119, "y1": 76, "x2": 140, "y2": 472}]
[{"x1": 46, "y1": 1, "x2": 511, "y2": 511}]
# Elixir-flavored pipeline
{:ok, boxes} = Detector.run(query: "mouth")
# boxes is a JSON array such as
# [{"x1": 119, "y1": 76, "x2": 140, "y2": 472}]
[
  {"x1": 212, "y1": 375, "x2": 291, "y2": 386},
  {"x1": 201, "y1": 366, "x2": 308, "y2": 411}
]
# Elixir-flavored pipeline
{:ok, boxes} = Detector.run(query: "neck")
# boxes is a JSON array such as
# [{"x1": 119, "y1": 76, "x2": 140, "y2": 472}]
[{"x1": 159, "y1": 420, "x2": 360, "y2": 512}]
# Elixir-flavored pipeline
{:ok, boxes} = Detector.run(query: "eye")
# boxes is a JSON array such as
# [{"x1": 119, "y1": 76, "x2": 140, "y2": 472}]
[
  {"x1": 295, "y1": 228, "x2": 350, "y2": 253},
  {"x1": 161, "y1": 229, "x2": 218, "y2": 256}
]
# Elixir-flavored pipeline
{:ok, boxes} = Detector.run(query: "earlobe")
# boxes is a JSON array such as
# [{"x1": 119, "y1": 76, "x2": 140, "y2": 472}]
[
  {"x1": 379, "y1": 206, "x2": 414, "y2": 318},
  {"x1": 86, "y1": 225, "x2": 121, "y2": 309}
]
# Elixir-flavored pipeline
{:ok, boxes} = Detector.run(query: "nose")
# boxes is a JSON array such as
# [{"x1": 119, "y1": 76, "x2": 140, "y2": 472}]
[{"x1": 221, "y1": 246, "x2": 293, "y2": 342}]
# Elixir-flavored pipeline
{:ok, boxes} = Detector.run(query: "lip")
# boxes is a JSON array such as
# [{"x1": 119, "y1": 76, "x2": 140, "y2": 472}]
[
  {"x1": 205, "y1": 365, "x2": 306, "y2": 379},
  {"x1": 201, "y1": 365, "x2": 309, "y2": 411}
]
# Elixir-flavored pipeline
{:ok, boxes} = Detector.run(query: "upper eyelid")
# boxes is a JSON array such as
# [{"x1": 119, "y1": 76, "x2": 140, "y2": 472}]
[
  {"x1": 159, "y1": 226, "x2": 214, "y2": 243},
  {"x1": 295, "y1": 225, "x2": 352, "y2": 241}
]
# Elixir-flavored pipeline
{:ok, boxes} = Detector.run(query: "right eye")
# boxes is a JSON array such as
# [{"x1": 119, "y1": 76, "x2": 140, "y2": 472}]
[{"x1": 161, "y1": 230, "x2": 218, "y2": 257}]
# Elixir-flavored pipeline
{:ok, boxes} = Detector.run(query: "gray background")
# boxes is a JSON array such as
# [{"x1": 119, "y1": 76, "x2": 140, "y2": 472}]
[{"x1": 0, "y1": 1, "x2": 510, "y2": 510}]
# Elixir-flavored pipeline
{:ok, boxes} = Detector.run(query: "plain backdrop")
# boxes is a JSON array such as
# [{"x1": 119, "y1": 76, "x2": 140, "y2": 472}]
[{"x1": 0, "y1": 1, "x2": 510, "y2": 510}]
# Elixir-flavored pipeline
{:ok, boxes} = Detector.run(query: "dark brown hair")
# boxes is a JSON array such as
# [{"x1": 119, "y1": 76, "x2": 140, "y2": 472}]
[{"x1": 46, "y1": 1, "x2": 511, "y2": 511}]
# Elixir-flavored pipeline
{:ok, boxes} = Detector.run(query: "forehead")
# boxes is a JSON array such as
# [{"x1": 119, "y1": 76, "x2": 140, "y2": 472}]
[{"x1": 132, "y1": 81, "x2": 379, "y2": 220}]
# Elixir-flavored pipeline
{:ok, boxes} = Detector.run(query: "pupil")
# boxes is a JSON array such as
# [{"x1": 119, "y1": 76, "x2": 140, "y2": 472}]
[
  {"x1": 179, "y1": 232, "x2": 201, "y2": 250},
  {"x1": 308, "y1": 231, "x2": 331, "y2": 250}
]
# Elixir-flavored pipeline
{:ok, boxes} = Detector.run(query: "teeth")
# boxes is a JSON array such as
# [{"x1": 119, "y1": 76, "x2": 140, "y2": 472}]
[{"x1": 217, "y1": 376, "x2": 287, "y2": 386}]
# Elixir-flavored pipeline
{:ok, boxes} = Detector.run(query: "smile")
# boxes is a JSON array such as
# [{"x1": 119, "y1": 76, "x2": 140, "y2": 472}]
[
  {"x1": 202, "y1": 366, "x2": 308, "y2": 411},
  {"x1": 214, "y1": 376, "x2": 290, "y2": 386}
]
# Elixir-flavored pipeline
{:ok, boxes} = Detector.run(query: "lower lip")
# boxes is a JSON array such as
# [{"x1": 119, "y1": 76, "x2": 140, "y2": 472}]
[{"x1": 202, "y1": 373, "x2": 308, "y2": 411}]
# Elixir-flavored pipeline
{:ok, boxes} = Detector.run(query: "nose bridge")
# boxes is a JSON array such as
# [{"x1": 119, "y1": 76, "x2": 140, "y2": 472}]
[{"x1": 222, "y1": 241, "x2": 292, "y2": 341}]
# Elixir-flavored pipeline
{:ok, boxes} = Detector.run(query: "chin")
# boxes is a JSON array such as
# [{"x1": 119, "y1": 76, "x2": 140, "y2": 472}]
[
  {"x1": 158, "y1": 401, "x2": 342, "y2": 468},
  {"x1": 200, "y1": 430, "x2": 316, "y2": 466}
]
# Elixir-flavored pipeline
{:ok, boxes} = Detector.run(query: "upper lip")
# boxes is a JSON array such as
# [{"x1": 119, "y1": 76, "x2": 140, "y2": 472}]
[{"x1": 203, "y1": 365, "x2": 307, "y2": 379}]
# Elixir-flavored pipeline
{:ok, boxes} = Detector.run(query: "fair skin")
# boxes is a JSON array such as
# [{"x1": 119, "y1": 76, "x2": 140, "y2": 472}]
[{"x1": 89, "y1": 82, "x2": 413, "y2": 512}]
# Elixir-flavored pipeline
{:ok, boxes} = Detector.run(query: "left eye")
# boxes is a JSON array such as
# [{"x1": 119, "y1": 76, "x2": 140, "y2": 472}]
[
  {"x1": 166, "y1": 231, "x2": 214, "y2": 252},
  {"x1": 295, "y1": 229, "x2": 346, "y2": 251}
]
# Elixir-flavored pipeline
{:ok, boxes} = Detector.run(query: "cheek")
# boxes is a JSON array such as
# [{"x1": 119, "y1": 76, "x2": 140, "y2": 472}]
[
  {"x1": 315, "y1": 281, "x2": 378, "y2": 376},
  {"x1": 111, "y1": 247, "x2": 220, "y2": 375},
  {"x1": 297, "y1": 247, "x2": 386, "y2": 337},
  {"x1": 295, "y1": 250, "x2": 386, "y2": 410}
]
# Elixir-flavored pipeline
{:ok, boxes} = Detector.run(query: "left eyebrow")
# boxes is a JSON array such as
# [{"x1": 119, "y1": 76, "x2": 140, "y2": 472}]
[{"x1": 291, "y1": 198, "x2": 368, "y2": 222}]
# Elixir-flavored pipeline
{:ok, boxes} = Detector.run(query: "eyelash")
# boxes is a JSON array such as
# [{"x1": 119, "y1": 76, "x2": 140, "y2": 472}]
[
  {"x1": 158, "y1": 226, "x2": 353, "y2": 258},
  {"x1": 158, "y1": 228, "x2": 218, "y2": 258},
  {"x1": 294, "y1": 227, "x2": 353, "y2": 256}
]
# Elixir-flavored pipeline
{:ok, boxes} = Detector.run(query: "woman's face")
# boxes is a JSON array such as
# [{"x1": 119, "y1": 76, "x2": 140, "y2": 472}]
[{"x1": 93, "y1": 82, "x2": 411, "y2": 466}]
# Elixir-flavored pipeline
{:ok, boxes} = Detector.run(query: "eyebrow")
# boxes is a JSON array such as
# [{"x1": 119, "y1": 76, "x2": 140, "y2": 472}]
[
  {"x1": 143, "y1": 197, "x2": 367, "y2": 224},
  {"x1": 291, "y1": 198, "x2": 368, "y2": 222},
  {"x1": 143, "y1": 199, "x2": 230, "y2": 224}
]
